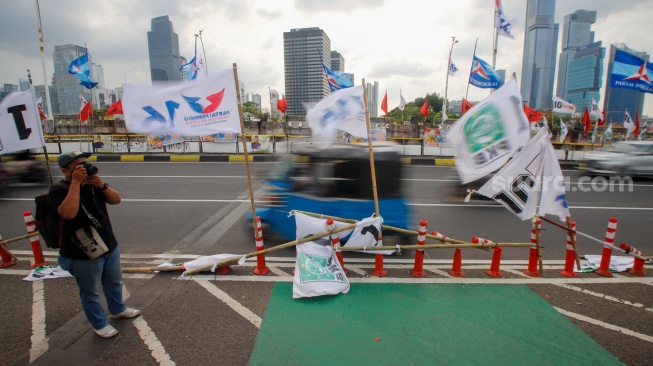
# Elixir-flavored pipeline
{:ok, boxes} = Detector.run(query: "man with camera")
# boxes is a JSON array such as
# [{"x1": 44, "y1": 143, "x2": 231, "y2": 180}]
[{"x1": 50, "y1": 151, "x2": 140, "y2": 338}]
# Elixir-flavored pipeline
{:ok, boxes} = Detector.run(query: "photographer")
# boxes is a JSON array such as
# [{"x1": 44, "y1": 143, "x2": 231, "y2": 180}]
[{"x1": 49, "y1": 151, "x2": 140, "y2": 338}]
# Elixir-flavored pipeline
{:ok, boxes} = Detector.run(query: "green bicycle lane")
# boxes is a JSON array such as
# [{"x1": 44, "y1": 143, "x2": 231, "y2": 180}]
[{"x1": 249, "y1": 283, "x2": 621, "y2": 365}]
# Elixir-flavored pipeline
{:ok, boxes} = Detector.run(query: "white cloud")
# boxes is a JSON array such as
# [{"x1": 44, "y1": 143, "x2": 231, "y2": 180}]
[{"x1": 1, "y1": 0, "x2": 652, "y2": 116}]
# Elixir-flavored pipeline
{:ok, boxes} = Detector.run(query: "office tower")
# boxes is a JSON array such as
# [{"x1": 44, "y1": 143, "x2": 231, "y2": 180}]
[
  {"x1": 34, "y1": 85, "x2": 55, "y2": 116},
  {"x1": 521, "y1": 0, "x2": 559, "y2": 110},
  {"x1": 366, "y1": 81, "x2": 379, "y2": 118},
  {"x1": 252, "y1": 94, "x2": 262, "y2": 109},
  {"x1": 556, "y1": 10, "x2": 604, "y2": 111},
  {"x1": 239, "y1": 81, "x2": 245, "y2": 104},
  {"x1": 283, "y1": 27, "x2": 331, "y2": 115},
  {"x1": 604, "y1": 44, "x2": 647, "y2": 123},
  {"x1": 331, "y1": 51, "x2": 344, "y2": 72},
  {"x1": 147, "y1": 15, "x2": 182, "y2": 82},
  {"x1": 19, "y1": 79, "x2": 30, "y2": 91},
  {"x1": 52, "y1": 44, "x2": 92, "y2": 115}
]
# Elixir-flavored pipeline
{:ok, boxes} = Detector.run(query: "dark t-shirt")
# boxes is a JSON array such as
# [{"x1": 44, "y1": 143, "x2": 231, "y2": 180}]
[{"x1": 48, "y1": 180, "x2": 119, "y2": 260}]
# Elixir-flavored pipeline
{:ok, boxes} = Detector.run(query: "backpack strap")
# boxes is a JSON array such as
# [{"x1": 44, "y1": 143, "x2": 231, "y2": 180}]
[{"x1": 53, "y1": 181, "x2": 71, "y2": 247}]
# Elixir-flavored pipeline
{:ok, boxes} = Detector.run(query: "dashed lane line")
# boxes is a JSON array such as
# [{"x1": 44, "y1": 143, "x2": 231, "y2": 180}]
[
  {"x1": 555, "y1": 307, "x2": 653, "y2": 344},
  {"x1": 552, "y1": 283, "x2": 652, "y2": 312},
  {"x1": 30, "y1": 280, "x2": 48, "y2": 363},
  {"x1": 133, "y1": 317, "x2": 176, "y2": 366},
  {"x1": 193, "y1": 279, "x2": 262, "y2": 329},
  {"x1": 267, "y1": 265, "x2": 291, "y2": 277}
]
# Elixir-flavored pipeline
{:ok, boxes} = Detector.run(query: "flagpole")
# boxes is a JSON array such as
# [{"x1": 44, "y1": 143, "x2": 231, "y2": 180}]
[
  {"x1": 34, "y1": 0, "x2": 54, "y2": 125},
  {"x1": 465, "y1": 38, "x2": 478, "y2": 100},
  {"x1": 444, "y1": 37, "x2": 458, "y2": 120},
  {"x1": 268, "y1": 87, "x2": 275, "y2": 150},
  {"x1": 84, "y1": 43, "x2": 95, "y2": 151},
  {"x1": 198, "y1": 30, "x2": 207, "y2": 75},
  {"x1": 233, "y1": 63, "x2": 258, "y2": 239},
  {"x1": 362, "y1": 79, "x2": 380, "y2": 217}
]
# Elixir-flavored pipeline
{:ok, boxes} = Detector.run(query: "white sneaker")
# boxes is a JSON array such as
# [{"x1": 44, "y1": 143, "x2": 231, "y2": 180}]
[
  {"x1": 94, "y1": 324, "x2": 118, "y2": 338},
  {"x1": 110, "y1": 307, "x2": 141, "y2": 319}
]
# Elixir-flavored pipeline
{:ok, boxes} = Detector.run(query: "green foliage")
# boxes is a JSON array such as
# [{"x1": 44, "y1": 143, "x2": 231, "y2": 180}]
[{"x1": 386, "y1": 92, "x2": 444, "y2": 124}]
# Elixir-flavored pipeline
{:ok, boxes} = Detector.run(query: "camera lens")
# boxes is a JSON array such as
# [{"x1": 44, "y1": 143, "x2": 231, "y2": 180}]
[{"x1": 81, "y1": 162, "x2": 98, "y2": 176}]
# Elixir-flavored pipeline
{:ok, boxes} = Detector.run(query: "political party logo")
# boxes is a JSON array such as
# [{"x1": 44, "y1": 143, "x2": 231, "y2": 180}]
[
  {"x1": 141, "y1": 88, "x2": 230, "y2": 131},
  {"x1": 298, "y1": 252, "x2": 345, "y2": 283},
  {"x1": 182, "y1": 89, "x2": 225, "y2": 114},
  {"x1": 462, "y1": 102, "x2": 511, "y2": 167}
]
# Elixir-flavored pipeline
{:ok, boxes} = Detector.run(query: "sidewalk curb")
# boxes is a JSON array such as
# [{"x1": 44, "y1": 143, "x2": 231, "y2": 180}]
[{"x1": 37, "y1": 155, "x2": 580, "y2": 169}]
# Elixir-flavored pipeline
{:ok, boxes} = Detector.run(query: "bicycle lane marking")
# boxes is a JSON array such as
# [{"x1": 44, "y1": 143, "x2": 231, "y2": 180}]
[
  {"x1": 554, "y1": 307, "x2": 653, "y2": 344},
  {"x1": 193, "y1": 279, "x2": 262, "y2": 329}
]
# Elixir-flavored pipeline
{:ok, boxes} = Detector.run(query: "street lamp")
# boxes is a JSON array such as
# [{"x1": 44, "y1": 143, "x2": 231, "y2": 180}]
[{"x1": 444, "y1": 37, "x2": 459, "y2": 119}]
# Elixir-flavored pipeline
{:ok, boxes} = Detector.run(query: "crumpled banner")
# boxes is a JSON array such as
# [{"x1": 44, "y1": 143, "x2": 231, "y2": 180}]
[
  {"x1": 182, "y1": 254, "x2": 246, "y2": 275},
  {"x1": 22, "y1": 265, "x2": 73, "y2": 281},
  {"x1": 574, "y1": 255, "x2": 634, "y2": 273}
]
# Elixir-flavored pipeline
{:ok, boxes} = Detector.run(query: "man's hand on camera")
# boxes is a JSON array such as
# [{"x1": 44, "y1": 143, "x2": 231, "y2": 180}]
[
  {"x1": 71, "y1": 165, "x2": 87, "y2": 185},
  {"x1": 85, "y1": 174, "x2": 104, "y2": 189}
]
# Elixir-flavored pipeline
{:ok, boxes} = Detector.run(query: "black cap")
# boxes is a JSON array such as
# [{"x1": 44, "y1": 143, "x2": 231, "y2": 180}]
[{"x1": 57, "y1": 151, "x2": 92, "y2": 168}]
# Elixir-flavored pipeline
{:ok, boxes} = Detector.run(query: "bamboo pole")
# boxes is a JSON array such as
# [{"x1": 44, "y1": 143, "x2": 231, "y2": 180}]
[
  {"x1": 1, "y1": 244, "x2": 19, "y2": 262},
  {"x1": 361, "y1": 79, "x2": 380, "y2": 217},
  {"x1": 339, "y1": 242, "x2": 532, "y2": 251},
  {"x1": 293, "y1": 210, "x2": 490, "y2": 251},
  {"x1": 534, "y1": 218, "x2": 543, "y2": 273},
  {"x1": 232, "y1": 63, "x2": 258, "y2": 240},
  {"x1": 0, "y1": 232, "x2": 41, "y2": 246},
  {"x1": 565, "y1": 217, "x2": 582, "y2": 270}
]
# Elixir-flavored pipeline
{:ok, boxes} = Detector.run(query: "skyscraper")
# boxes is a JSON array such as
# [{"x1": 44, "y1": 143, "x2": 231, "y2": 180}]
[
  {"x1": 51, "y1": 44, "x2": 91, "y2": 114},
  {"x1": 331, "y1": 51, "x2": 344, "y2": 72},
  {"x1": 147, "y1": 15, "x2": 182, "y2": 82},
  {"x1": 604, "y1": 44, "x2": 648, "y2": 123},
  {"x1": 556, "y1": 10, "x2": 604, "y2": 111},
  {"x1": 283, "y1": 27, "x2": 331, "y2": 116},
  {"x1": 366, "y1": 81, "x2": 379, "y2": 118},
  {"x1": 521, "y1": 0, "x2": 559, "y2": 110}
]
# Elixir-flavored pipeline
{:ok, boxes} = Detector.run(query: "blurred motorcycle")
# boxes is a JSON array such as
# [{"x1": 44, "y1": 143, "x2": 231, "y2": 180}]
[{"x1": 0, "y1": 151, "x2": 49, "y2": 187}]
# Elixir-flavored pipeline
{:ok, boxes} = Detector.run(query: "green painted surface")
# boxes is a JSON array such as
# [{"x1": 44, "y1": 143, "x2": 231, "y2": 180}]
[{"x1": 249, "y1": 283, "x2": 622, "y2": 366}]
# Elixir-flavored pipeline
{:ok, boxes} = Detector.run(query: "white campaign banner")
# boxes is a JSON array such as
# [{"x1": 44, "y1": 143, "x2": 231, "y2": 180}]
[
  {"x1": 0, "y1": 88, "x2": 45, "y2": 155},
  {"x1": 341, "y1": 215, "x2": 394, "y2": 255},
  {"x1": 122, "y1": 68, "x2": 241, "y2": 136},
  {"x1": 293, "y1": 213, "x2": 349, "y2": 298},
  {"x1": 306, "y1": 85, "x2": 366, "y2": 141},
  {"x1": 552, "y1": 96, "x2": 576, "y2": 114},
  {"x1": 476, "y1": 128, "x2": 569, "y2": 221},
  {"x1": 448, "y1": 79, "x2": 530, "y2": 184}
]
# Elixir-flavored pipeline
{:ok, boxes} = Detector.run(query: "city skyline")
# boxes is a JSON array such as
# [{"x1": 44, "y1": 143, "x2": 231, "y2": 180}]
[{"x1": 1, "y1": 0, "x2": 652, "y2": 116}]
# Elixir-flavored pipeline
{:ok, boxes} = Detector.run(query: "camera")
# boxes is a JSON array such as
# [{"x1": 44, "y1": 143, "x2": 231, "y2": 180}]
[{"x1": 81, "y1": 162, "x2": 98, "y2": 176}]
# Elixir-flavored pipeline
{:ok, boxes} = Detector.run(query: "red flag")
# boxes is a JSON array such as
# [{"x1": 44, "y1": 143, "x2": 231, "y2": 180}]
[
  {"x1": 635, "y1": 113, "x2": 641, "y2": 138},
  {"x1": 582, "y1": 109, "x2": 591, "y2": 134},
  {"x1": 381, "y1": 91, "x2": 388, "y2": 117},
  {"x1": 276, "y1": 98, "x2": 287, "y2": 114},
  {"x1": 461, "y1": 98, "x2": 474, "y2": 114},
  {"x1": 523, "y1": 104, "x2": 542, "y2": 123},
  {"x1": 106, "y1": 100, "x2": 123, "y2": 116},
  {"x1": 598, "y1": 109, "x2": 606, "y2": 126},
  {"x1": 419, "y1": 97, "x2": 429, "y2": 116},
  {"x1": 79, "y1": 94, "x2": 92, "y2": 122}
]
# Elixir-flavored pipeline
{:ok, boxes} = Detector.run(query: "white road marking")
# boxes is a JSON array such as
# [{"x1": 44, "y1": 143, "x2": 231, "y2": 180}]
[
  {"x1": 267, "y1": 265, "x2": 291, "y2": 277},
  {"x1": 551, "y1": 283, "x2": 651, "y2": 311},
  {"x1": 555, "y1": 307, "x2": 653, "y2": 344},
  {"x1": 132, "y1": 317, "x2": 176, "y2": 366},
  {"x1": 30, "y1": 280, "x2": 48, "y2": 363},
  {"x1": 425, "y1": 267, "x2": 453, "y2": 277},
  {"x1": 344, "y1": 265, "x2": 367, "y2": 276},
  {"x1": 193, "y1": 279, "x2": 262, "y2": 329}
]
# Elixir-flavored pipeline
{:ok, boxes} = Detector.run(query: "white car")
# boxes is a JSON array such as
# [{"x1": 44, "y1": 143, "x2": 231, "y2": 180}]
[{"x1": 580, "y1": 141, "x2": 653, "y2": 177}]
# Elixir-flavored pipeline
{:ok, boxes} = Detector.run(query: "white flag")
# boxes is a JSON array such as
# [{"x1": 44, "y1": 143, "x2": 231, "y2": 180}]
[
  {"x1": 341, "y1": 216, "x2": 395, "y2": 255},
  {"x1": 604, "y1": 124, "x2": 613, "y2": 140},
  {"x1": 123, "y1": 68, "x2": 241, "y2": 136},
  {"x1": 559, "y1": 118, "x2": 568, "y2": 143},
  {"x1": 182, "y1": 254, "x2": 245, "y2": 274},
  {"x1": 623, "y1": 110, "x2": 635, "y2": 139},
  {"x1": 448, "y1": 61, "x2": 459, "y2": 76},
  {"x1": 494, "y1": 0, "x2": 517, "y2": 39},
  {"x1": 104, "y1": 89, "x2": 113, "y2": 106},
  {"x1": 442, "y1": 100, "x2": 448, "y2": 122},
  {"x1": 448, "y1": 78, "x2": 530, "y2": 184},
  {"x1": 590, "y1": 97, "x2": 603, "y2": 120},
  {"x1": 399, "y1": 91, "x2": 406, "y2": 111},
  {"x1": 196, "y1": 54, "x2": 206, "y2": 79},
  {"x1": 293, "y1": 213, "x2": 349, "y2": 298},
  {"x1": 306, "y1": 85, "x2": 366, "y2": 141},
  {"x1": 591, "y1": 120, "x2": 599, "y2": 143},
  {"x1": 0, "y1": 88, "x2": 45, "y2": 154},
  {"x1": 552, "y1": 96, "x2": 575, "y2": 114},
  {"x1": 477, "y1": 128, "x2": 569, "y2": 221},
  {"x1": 637, "y1": 123, "x2": 646, "y2": 141},
  {"x1": 269, "y1": 88, "x2": 279, "y2": 102}
]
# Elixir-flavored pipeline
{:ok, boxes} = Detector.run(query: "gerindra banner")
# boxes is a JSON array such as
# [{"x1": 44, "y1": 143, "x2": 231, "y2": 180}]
[
  {"x1": 610, "y1": 49, "x2": 653, "y2": 94},
  {"x1": 123, "y1": 68, "x2": 241, "y2": 136}
]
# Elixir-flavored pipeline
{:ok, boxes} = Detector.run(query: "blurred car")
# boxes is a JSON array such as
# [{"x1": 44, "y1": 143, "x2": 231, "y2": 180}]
[{"x1": 579, "y1": 141, "x2": 653, "y2": 177}]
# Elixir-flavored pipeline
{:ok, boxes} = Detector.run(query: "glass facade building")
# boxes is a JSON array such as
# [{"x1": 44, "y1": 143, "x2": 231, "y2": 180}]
[
  {"x1": 147, "y1": 15, "x2": 182, "y2": 82},
  {"x1": 521, "y1": 0, "x2": 559, "y2": 110},
  {"x1": 604, "y1": 44, "x2": 647, "y2": 123},
  {"x1": 565, "y1": 42, "x2": 604, "y2": 112},
  {"x1": 283, "y1": 27, "x2": 331, "y2": 116},
  {"x1": 52, "y1": 44, "x2": 92, "y2": 115}
]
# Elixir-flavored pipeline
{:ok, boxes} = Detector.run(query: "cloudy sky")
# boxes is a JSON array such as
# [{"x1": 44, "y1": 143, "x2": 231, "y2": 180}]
[{"x1": 1, "y1": 0, "x2": 652, "y2": 115}]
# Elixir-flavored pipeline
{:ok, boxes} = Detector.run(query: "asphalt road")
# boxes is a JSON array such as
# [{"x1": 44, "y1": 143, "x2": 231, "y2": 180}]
[{"x1": 0, "y1": 161, "x2": 652, "y2": 365}]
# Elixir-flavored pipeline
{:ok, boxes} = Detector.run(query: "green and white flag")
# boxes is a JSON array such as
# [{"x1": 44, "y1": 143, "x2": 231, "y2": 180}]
[
  {"x1": 293, "y1": 213, "x2": 349, "y2": 298},
  {"x1": 448, "y1": 79, "x2": 530, "y2": 184}
]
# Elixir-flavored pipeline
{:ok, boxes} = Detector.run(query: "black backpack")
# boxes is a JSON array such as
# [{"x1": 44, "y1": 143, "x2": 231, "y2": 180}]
[{"x1": 34, "y1": 182, "x2": 69, "y2": 249}]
